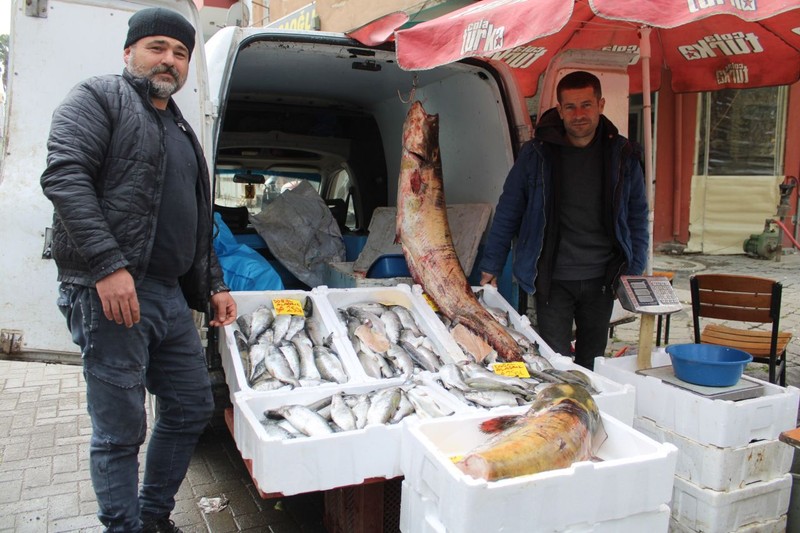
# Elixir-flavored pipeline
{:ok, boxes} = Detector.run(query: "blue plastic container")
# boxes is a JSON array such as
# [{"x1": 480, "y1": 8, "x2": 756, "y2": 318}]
[
  {"x1": 665, "y1": 343, "x2": 753, "y2": 387},
  {"x1": 366, "y1": 254, "x2": 411, "y2": 278}
]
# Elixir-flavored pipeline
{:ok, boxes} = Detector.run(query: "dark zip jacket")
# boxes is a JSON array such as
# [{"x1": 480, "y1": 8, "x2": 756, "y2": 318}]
[
  {"x1": 479, "y1": 108, "x2": 649, "y2": 297},
  {"x1": 40, "y1": 70, "x2": 228, "y2": 312}
]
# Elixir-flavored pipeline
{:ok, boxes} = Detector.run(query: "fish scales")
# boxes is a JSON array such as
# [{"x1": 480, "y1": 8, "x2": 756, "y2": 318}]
[{"x1": 395, "y1": 101, "x2": 523, "y2": 362}]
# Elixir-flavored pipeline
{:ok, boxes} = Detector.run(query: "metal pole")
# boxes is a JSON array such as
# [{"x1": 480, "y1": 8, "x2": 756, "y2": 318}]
[{"x1": 639, "y1": 26, "x2": 654, "y2": 276}]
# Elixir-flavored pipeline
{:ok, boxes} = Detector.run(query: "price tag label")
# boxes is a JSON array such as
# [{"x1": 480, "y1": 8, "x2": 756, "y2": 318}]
[
  {"x1": 272, "y1": 298, "x2": 305, "y2": 316},
  {"x1": 493, "y1": 362, "x2": 530, "y2": 379},
  {"x1": 450, "y1": 455, "x2": 463, "y2": 464},
  {"x1": 422, "y1": 293, "x2": 439, "y2": 312}
]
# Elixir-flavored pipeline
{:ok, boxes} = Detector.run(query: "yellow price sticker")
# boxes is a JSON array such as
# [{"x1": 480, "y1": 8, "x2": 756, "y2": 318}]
[
  {"x1": 493, "y1": 362, "x2": 530, "y2": 379},
  {"x1": 272, "y1": 298, "x2": 305, "y2": 316},
  {"x1": 450, "y1": 455, "x2": 463, "y2": 464},
  {"x1": 422, "y1": 293, "x2": 439, "y2": 312}
]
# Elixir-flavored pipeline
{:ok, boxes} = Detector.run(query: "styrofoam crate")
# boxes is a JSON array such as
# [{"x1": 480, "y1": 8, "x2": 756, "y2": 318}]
[
  {"x1": 423, "y1": 354, "x2": 636, "y2": 425},
  {"x1": 634, "y1": 416, "x2": 793, "y2": 491},
  {"x1": 669, "y1": 514, "x2": 787, "y2": 533},
  {"x1": 399, "y1": 407, "x2": 677, "y2": 532},
  {"x1": 400, "y1": 480, "x2": 671, "y2": 532},
  {"x1": 313, "y1": 284, "x2": 469, "y2": 369},
  {"x1": 670, "y1": 473, "x2": 791, "y2": 533},
  {"x1": 468, "y1": 284, "x2": 558, "y2": 360},
  {"x1": 231, "y1": 379, "x2": 460, "y2": 496},
  {"x1": 219, "y1": 290, "x2": 367, "y2": 400},
  {"x1": 594, "y1": 351, "x2": 800, "y2": 448}
]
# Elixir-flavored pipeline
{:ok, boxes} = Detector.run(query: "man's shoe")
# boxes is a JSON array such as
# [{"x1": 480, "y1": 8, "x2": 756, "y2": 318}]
[{"x1": 141, "y1": 517, "x2": 183, "y2": 533}]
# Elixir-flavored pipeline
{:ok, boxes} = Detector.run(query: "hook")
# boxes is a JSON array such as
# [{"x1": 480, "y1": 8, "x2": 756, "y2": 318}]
[{"x1": 398, "y1": 74, "x2": 418, "y2": 104}]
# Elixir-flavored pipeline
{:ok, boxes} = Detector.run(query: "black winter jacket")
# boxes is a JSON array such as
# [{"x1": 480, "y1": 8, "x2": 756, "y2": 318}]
[{"x1": 41, "y1": 70, "x2": 228, "y2": 312}]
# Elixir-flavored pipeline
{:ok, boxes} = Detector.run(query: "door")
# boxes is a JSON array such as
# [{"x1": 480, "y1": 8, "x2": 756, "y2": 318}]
[{"x1": 0, "y1": 0, "x2": 210, "y2": 362}]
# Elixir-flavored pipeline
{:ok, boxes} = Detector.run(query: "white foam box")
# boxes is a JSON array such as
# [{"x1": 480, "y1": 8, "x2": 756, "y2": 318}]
[
  {"x1": 400, "y1": 480, "x2": 671, "y2": 533},
  {"x1": 231, "y1": 379, "x2": 462, "y2": 496},
  {"x1": 219, "y1": 290, "x2": 367, "y2": 400},
  {"x1": 399, "y1": 407, "x2": 678, "y2": 532},
  {"x1": 468, "y1": 284, "x2": 558, "y2": 360},
  {"x1": 594, "y1": 351, "x2": 800, "y2": 448},
  {"x1": 313, "y1": 284, "x2": 469, "y2": 368},
  {"x1": 425, "y1": 354, "x2": 636, "y2": 426},
  {"x1": 669, "y1": 514, "x2": 787, "y2": 533},
  {"x1": 670, "y1": 473, "x2": 792, "y2": 533},
  {"x1": 634, "y1": 415, "x2": 793, "y2": 491}
]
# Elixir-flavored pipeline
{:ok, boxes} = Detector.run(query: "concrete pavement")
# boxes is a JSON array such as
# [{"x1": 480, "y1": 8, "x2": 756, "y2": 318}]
[{"x1": 0, "y1": 251, "x2": 797, "y2": 532}]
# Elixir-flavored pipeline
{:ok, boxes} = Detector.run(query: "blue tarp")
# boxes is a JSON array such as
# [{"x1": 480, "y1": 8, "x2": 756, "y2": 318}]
[{"x1": 213, "y1": 212, "x2": 284, "y2": 292}]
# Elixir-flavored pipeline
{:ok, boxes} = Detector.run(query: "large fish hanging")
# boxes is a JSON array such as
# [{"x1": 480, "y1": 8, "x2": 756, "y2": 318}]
[{"x1": 395, "y1": 101, "x2": 524, "y2": 362}]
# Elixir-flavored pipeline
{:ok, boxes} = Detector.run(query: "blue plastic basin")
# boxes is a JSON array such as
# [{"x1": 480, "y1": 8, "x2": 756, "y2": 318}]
[
  {"x1": 665, "y1": 343, "x2": 753, "y2": 387},
  {"x1": 366, "y1": 254, "x2": 411, "y2": 278}
]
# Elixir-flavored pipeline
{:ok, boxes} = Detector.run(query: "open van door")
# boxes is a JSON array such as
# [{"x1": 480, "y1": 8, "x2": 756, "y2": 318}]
[{"x1": 0, "y1": 0, "x2": 210, "y2": 363}]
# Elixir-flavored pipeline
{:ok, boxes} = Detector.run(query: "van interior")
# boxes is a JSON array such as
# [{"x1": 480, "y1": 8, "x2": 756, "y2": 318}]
[{"x1": 210, "y1": 33, "x2": 521, "y2": 291}]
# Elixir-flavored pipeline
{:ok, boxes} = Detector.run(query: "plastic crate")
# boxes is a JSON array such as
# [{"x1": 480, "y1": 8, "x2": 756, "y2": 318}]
[
  {"x1": 400, "y1": 408, "x2": 677, "y2": 532},
  {"x1": 324, "y1": 476, "x2": 403, "y2": 533},
  {"x1": 594, "y1": 351, "x2": 800, "y2": 448},
  {"x1": 633, "y1": 416, "x2": 793, "y2": 491},
  {"x1": 669, "y1": 514, "x2": 787, "y2": 533}
]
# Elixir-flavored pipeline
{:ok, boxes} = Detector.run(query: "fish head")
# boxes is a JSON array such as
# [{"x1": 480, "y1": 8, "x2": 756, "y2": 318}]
[{"x1": 402, "y1": 101, "x2": 440, "y2": 166}]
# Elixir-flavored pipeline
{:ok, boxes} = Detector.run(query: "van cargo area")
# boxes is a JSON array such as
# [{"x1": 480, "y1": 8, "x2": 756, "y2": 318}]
[{"x1": 207, "y1": 30, "x2": 525, "y2": 290}]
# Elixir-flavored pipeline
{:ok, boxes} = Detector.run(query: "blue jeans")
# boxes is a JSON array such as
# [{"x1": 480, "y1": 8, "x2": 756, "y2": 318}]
[
  {"x1": 534, "y1": 277, "x2": 615, "y2": 370},
  {"x1": 58, "y1": 277, "x2": 213, "y2": 532}
]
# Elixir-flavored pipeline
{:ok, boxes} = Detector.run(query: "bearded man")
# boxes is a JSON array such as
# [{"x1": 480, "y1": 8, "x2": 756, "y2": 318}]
[{"x1": 40, "y1": 8, "x2": 236, "y2": 532}]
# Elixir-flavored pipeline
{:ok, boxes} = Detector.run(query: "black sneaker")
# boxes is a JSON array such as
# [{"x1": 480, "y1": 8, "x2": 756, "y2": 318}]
[{"x1": 141, "y1": 517, "x2": 183, "y2": 533}]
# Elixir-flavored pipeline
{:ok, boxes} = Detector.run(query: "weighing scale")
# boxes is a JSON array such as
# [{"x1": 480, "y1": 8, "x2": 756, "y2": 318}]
[
  {"x1": 636, "y1": 365, "x2": 765, "y2": 401},
  {"x1": 616, "y1": 275, "x2": 683, "y2": 370}
]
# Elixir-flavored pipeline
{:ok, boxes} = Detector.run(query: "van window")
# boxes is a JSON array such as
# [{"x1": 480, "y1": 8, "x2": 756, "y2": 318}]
[
  {"x1": 328, "y1": 168, "x2": 356, "y2": 230},
  {"x1": 214, "y1": 167, "x2": 321, "y2": 215}
]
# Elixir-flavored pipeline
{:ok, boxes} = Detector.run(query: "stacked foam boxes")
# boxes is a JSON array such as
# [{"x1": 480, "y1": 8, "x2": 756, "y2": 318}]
[{"x1": 596, "y1": 351, "x2": 800, "y2": 532}]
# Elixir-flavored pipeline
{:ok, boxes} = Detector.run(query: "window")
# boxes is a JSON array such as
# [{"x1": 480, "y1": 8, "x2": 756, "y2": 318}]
[
  {"x1": 214, "y1": 167, "x2": 321, "y2": 216},
  {"x1": 328, "y1": 168, "x2": 356, "y2": 230},
  {"x1": 696, "y1": 87, "x2": 787, "y2": 176}
]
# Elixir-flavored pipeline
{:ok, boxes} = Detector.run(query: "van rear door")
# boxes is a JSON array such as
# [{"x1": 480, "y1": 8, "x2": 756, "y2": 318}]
[{"x1": 0, "y1": 0, "x2": 209, "y2": 362}]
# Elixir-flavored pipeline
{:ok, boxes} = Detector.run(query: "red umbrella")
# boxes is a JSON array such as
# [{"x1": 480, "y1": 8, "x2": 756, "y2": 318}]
[
  {"x1": 394, "y1": 0, "x2": 800, "y2": 97},
  {"x1": 393, "y1": 0, "x2": 800, "y2": 273}
]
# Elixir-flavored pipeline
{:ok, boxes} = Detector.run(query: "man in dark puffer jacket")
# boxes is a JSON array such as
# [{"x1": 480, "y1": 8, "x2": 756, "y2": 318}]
[{"x1": 40, "y1": 8, "x2": 236, "y2": 533}]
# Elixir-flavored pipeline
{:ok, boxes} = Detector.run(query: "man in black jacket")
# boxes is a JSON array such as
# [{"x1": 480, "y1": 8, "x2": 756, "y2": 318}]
[{"x1": 40, "y1": 8, "x2": 236, "y2": 533}]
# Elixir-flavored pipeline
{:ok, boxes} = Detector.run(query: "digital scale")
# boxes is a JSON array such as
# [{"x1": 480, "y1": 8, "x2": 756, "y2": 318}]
[
  {"x1": 637, "y1": 365, "x2": 765, "y2": 401},
  {"x1": 616, "y1": 275, "x2": 683, "y2": 370}
]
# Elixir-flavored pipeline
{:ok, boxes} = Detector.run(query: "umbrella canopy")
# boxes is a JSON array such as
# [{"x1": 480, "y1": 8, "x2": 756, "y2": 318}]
[
  {"x1": 394, "y1": 0, "x2": 800, "y2": 97},
  {"x1": 393, "y1": 0, "x2": 800, "y2": 273}
]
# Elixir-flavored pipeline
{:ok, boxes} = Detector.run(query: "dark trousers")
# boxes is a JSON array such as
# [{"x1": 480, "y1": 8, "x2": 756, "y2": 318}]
[
  {"x1": 58, "y1": 277, "x2": 214, "y2": 532},
  {"x1": 534, "y1": 277, "x2": 615, "y2": 370}
]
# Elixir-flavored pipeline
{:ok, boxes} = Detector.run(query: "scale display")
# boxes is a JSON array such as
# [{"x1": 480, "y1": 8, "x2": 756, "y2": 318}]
[{"x1": 618, "y1": 275, "x2": 682, "y2": 315}]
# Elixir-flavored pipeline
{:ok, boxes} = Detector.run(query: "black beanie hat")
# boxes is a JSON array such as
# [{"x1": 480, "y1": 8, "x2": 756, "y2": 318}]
[{"x1": 124, "y1": 7, "x2": 195, "y2": 54}]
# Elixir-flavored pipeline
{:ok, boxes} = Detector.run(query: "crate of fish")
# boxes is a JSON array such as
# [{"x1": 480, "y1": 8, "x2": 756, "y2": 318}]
[
  {"x1": 633, "y1": 416, "x2": 793, "y2": 492},
  {"x1": 219, "y1": 290, "x2": 367, "y2": 400},
  {"x1": 424, "y1": 353, "x2": 636, "y2": 425},
  {"x1": 399, "y1": 383, "x2": 677, "y2": 533},
  {"x1": 670, "y1": 473, "x2": 792, "y2": 533},
  {"x1": 313, "y1": 285, "x2": 469, "y2": 381},
  {"x1": 594, "y1": 351, "x2": 800, "y2": 448},
  {"x1": 232, "y1": 379, "x2": 461, "y2": 496},
  {"x1": 399, "y1": 480, "x2": 672, "y2": 533}
]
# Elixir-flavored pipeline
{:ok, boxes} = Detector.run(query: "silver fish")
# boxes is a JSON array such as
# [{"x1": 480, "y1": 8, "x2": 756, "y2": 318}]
[
  {"x1": 390, "y1": 389, "x2": 417, "y2": 423},
  {"x1": 265, "y1": 346, "x2": 300, "y2": 388},
  {"x1": 330, "y1": 393, "x2": 357, "y2": 432},
  {"x1": 385, "y1": 344, "x2": 416, "y2": 379},
  {"x1": 438, "y1": 363, "x2": 471, "y2": 392},
  {"x1": 271, "y1": 314, "x2": 292, "y2": 345},
  {"x1": 405, "y1": 385, "x2": 453, "y2": 418},
  {"x1": 380, "y1": 309, "x2": 403, "y2": 344},
  {"x1": 278, "y1": 344, "x2": 301, "y2": 379},
  {"x1": 248, "y1": 306, "x2": 275, "y2": 345},
  {"x1": 284, "y1": 315, "x2": 306, "y2": 343},
  {"x1": 348, "y1": 393, "x2": 371, "y2": 429},
  {"x1": 463, "y1": 389, "x2": 521, "y2": 408},
  {"x1": 271, "y1": 405, "x2": 333, "y2": 437},
  {"x1": 260, "y1": 420, "x2": 295, "y2": 441},
  {"x1": 391, "y1": 305, "x2": 422, "y2": 336},
  {"x1": 366, "y1": 387, "x2": 401, "y2": 426},
  {"x1": 400, "y1": 340, "x2": 441, "y2": 373},
  {"x1": 292, "y1": 331, "x2": 320, "y2": 380},
  {"x1": 313, "y1": 345, "x2": 349, "y2": 384}
]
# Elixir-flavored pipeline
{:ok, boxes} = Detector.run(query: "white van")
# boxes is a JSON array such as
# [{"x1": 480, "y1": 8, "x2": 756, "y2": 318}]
[{"x1": 0, "y1": 1, "x2": 631, "y2": 374}]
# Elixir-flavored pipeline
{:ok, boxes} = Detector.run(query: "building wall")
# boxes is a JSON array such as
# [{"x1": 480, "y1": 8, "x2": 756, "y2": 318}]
[{"x1": 268, "y1": 0, "x2": 430, "y2": 32}]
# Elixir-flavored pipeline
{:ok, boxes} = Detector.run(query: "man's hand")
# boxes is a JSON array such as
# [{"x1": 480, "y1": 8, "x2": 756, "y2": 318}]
[
  {"x1": 95, "y1": 269, "x2": 140, "y2": 327},
  {"x1": 209, "y1": 291, "x2": 237, "y2": 327},
  {"x1": 479, "y1": 271, "x2": 498, "y2": 288}
]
